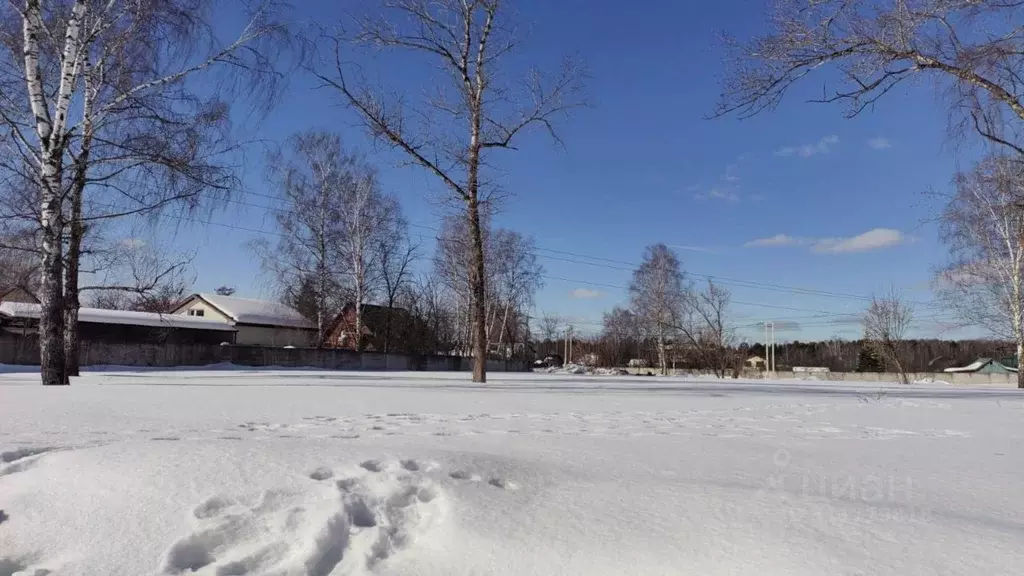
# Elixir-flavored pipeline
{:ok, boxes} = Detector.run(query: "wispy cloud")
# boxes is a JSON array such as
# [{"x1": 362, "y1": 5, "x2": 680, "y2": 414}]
[
  {"x1": 570, "y1": 288, "x2": 604, "y2": 299},
  {"x1": 117, "y1": 237, "x2": 147, "y2": 250},
  {"x1": 812, "y1": 228, "x2": 906, "y2": 253},
  {"x1": 744, "y1": 234, "x2": 806, "y2": 248},
  {"x1": 775, "y1": 135, "x2": 839, "y2": 158},
  {"x1": 744, "y1": 228, "x2": 907, "y2": 254},
  {"x1": 693, "y1": 188, "x2": 740, "y2": 202},
  {"x1": 722, "y1": 163, "x2": 741, "y2": 183},
  {"x1": 668, "y1": 244, "x2": 719, "y2": 254},
  {"x1": 867, "y1": 137, "x2": 893, "y2": 150}
]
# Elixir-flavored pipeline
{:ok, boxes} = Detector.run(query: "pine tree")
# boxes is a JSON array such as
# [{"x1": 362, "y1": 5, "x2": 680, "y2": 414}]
[{"x1": 856, "y1": 346, "x2": 884, "y2": 373}]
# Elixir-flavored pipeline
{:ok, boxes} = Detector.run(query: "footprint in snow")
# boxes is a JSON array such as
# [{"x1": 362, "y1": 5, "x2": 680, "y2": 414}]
[
  {"x1": 0, "y1": 447, "x2": 59, "y2": 478},
  {"x1": 161, "y1": 458, "x2": 444, "y2": 575}
]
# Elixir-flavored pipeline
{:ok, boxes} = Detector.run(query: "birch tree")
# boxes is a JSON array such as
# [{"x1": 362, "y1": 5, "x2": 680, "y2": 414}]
[
  {"x1": 253, "y1": 132, "x2": 347, "y2": 345},
  {"x1": 715, "y1": 0, "x2": 1024, "y2": 154},
  {"x1": 862, "y1": 287, "x2": 915, "y2": 384},
  {"x1": 336, "y1": 160, "x2": 394, "y2": 352},
  {"x1": 939, "y1": 155, "x2": 1024, "y2": 387},
  {"x1": 313, "y1": 0, "x2": 584, "y2": 382},
  {"x1": 0, "y1": 0, "x2": 286, "y2": 384},
  {"x1": 489, "y1": 229, "x2": 543, "y2": 353},
  {"x1": 629, "y1": 244, "x2": 687, "y2": 375}
]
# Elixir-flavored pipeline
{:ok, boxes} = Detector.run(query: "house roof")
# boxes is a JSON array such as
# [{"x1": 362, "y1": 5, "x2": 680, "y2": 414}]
[
  {"x1": 0, "y1": 302, "x2": 237, "y2": 332},
  {"x1": 0, "y1": 286, "x2": 39, "y2": 303},
  {"x1": 942, "y1": 358, "x2": 1018, "y2": 373},
  {"x1": 178, "y1": 293, "x2": 315, "y2": 330},
  {"x1": 944, "y1": 358, "x2": 992, "y2": 373}
]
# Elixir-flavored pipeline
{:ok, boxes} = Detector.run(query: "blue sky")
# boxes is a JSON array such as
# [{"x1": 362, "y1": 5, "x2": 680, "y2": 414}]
[{"x1": 141, "y1": 0, "x2": 979, "y2": 344}]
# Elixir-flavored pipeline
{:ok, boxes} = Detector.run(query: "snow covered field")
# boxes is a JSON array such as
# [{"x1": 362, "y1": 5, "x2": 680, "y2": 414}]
[{"x1": 2, "y1": 369, "x2": 1023, "y2": 575}]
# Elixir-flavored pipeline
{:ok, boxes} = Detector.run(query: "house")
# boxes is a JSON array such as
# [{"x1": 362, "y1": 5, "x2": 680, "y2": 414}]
[
  {"x1": 0, "y1": 286, "x2": 39, "y2": 304},
  {"x1": 171, "y1": 293, "x2": 316, "y2": 347},
  {"x1": 0, "y1": 301, "x2": 236, "y2": 344},
  {"x1": 943, "y1": 358, "x2": 1018, "y2": 374},
  {"x1": 745, "y1": 355, "x2": 766, "y2": 369},
  {"x1": 323, "y1": 303, "x2": 428, "y2": 352}
]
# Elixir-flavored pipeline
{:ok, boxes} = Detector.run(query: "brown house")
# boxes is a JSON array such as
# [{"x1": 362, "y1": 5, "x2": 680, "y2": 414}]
[
  {"x1": 323, "y1": 303, "x2": 428, "y2": 353},
  {"x1": 0, "y1": 286, "x2": 39, "y2": 304}
]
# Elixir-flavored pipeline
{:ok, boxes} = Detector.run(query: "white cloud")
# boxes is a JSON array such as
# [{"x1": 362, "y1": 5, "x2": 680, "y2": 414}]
[
  {"x1": 812, "y1": 228, "x2": 906, "y2": 253},
  {"x1": 775, "y1": 135, "x2": 839, "y2": 158},
  {"x1": 668, "y1": 244, "x2": 719, "y2": 254},
  {"x1": 745, "y1": 228, "x2": 907, "y2": 253},
  {"x1": 694, "y1": 188, "x2": 740, "y2": 202},
  {"x1": 570, "y1": 288, "x2": 603, "y2": 299},
  {"x1": 722, "y1": 163, "x2": 741, "y2": 182},
  {"x1": 868, "y1": 137, "x2": 893, "y2": 150},
  {"x1": 117, "y1": 238, "x2": 147, "y2": 250},
  {"x1": 744, "y1": 234, "x2": 806, "y2": 248}
]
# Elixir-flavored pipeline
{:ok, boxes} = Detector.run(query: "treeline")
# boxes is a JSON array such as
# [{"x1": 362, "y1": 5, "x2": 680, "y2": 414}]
[{"x1": 536, "y1": 335, "x2": 1014, "y2": 373}]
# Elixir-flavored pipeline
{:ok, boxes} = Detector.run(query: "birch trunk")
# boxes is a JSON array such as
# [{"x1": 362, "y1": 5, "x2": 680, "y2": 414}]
[{"x1": 64, "y1": 185, "x2": 83, "y2": 377}]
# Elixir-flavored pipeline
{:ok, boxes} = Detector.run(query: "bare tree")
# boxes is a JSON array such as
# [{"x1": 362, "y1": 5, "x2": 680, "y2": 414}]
[
  {"x1": 680, "y1": 279, "x2": 736, "y2": 378},
  {"x1": 489, "y1": 229, "x2": 543, "y2": 354},
  {"x1": 630, "y1": 244, "x2": 687, "y2": 375},
  {"x1": 376, "y1": 198, "x2": 418, "y2": 355},
  {"x1": 0, "y1": 228, "x2": 39, "y2": 293},
  {"x1": 313, "y1": 0, "x2": 584, "y2": 382},
  {"x1": 539, "y1": 313, "x2": 562, "y2": 342},
  {"x1": 336, "y1": 158, "x2": 394, "y2": 352},
  {"x1": 715, "y1": 0, "x2": 1024, "y2": 154},
  {"x1": 0, "y1": 0, "x2": 287, "y2": 384},
  {"x1": 863, "y1": 287, "x2": 915, "y2": 384},
  {"x1": 939, "y1": 154, "x2": 1024, "y2": 387},
  {"x1": 253, "y1": 132, "x2": 349, "y2": 345}
]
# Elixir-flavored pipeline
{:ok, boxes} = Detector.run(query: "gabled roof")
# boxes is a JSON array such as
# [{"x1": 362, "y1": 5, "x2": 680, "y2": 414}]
[
  {"x1": 0, "y1": 286, "x2": 39, "y2": 304},
  {"x1": 175, "y1": 293, "x2": 315, "y2": 330},
  {"x1": 0, "y1": 302, "x2": 237, "y2": 332}
]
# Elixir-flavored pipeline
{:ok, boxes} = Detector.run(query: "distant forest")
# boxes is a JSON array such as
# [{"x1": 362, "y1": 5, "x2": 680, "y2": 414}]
[{"x1": 536, "y1": 337, "x2": 1016, "y2": 373}]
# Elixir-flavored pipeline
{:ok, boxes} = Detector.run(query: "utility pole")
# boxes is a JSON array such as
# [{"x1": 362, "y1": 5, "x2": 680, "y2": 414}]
[
  {"x1": 764, "y1": 321, "x2": 776, "y2": 377},
  {"x1": 568, "y1": 325, "x2": 574, "y2": 365},
  {"x1": 564, "y1": 326, "x2": 574, "y2": 366}
]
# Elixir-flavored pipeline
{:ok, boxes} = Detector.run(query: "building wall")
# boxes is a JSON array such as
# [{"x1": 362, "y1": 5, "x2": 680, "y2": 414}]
[
  {"x1": 235, "y1": 325, "x2": 316, "y2": 347},
  {"x1": 174, "y1": 298, "x2": 233, "y2": 322},
  {"x1": 0, "y1": 336, "x2": 531, "y2": 372}
]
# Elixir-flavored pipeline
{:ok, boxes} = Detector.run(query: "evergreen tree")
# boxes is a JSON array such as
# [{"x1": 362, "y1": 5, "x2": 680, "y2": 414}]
[{"x1": 857, "y1": 346, "x2": 884, "y2": 373}]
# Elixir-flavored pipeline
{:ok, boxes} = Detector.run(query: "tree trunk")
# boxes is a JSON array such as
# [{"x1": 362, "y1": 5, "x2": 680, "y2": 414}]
[
  {"x1": 64, "y1": 149, "x2": 87, "y2": 378},
  {"x1": 39, "y1": 166, "x2": 67, "y2": 386},
  {"x1": 657, "y1": 331, "x2": 667, "y2": 375},
  {"x1": 468, "y1": 196, "x2": 488, "y2": 383},
  {"x1": 64, "y1": 213, "x2": 83, "y2": 377},
  {"x1": 1017, "y1": 339, "x2": 1024, "y2": 389}
]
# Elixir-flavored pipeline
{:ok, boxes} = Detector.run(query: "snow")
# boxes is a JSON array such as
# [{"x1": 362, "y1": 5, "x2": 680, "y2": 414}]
[
  {"x1": 2, "y1": 371, "x2": 1024, "y2": 575},
  {"x1": 190, "y1": 293, "x2": 315, "y2": 329},
  {"x1": 0, "y1": 301, "x2": 238, "y2": 332},
  {"x1": 944, "y1": 359, "x2": 989, "y2": 373}
]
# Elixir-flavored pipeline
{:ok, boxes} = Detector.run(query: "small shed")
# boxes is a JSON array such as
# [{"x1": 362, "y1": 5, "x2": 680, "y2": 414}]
[
  {"x1": 745, "y1": 355, "x2": 766, "y2": 369},
  {"x1": 943, "y1": 358, "x2": 1018, "y2": 374}
]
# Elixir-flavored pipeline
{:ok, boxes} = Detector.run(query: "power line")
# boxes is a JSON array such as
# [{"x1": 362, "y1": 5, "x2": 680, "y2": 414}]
[
  {"x1": 217, "y1": 189, "x2": 945, "y2": 309},
  {"x1": 86, "y1": 196, "x2": 954, "y2": 321}
]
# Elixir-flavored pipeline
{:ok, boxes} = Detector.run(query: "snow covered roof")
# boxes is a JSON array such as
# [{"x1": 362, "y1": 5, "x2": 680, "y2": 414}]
[
  {"x1": 944, "y1": 359, "x2": 990, "y2": 373},
  {"x1": 0, "y1": 302, "x2": 237, "y2": 332},
  {"x1": 185, "y1": 294, "x2": 315, "y2": 330}
]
